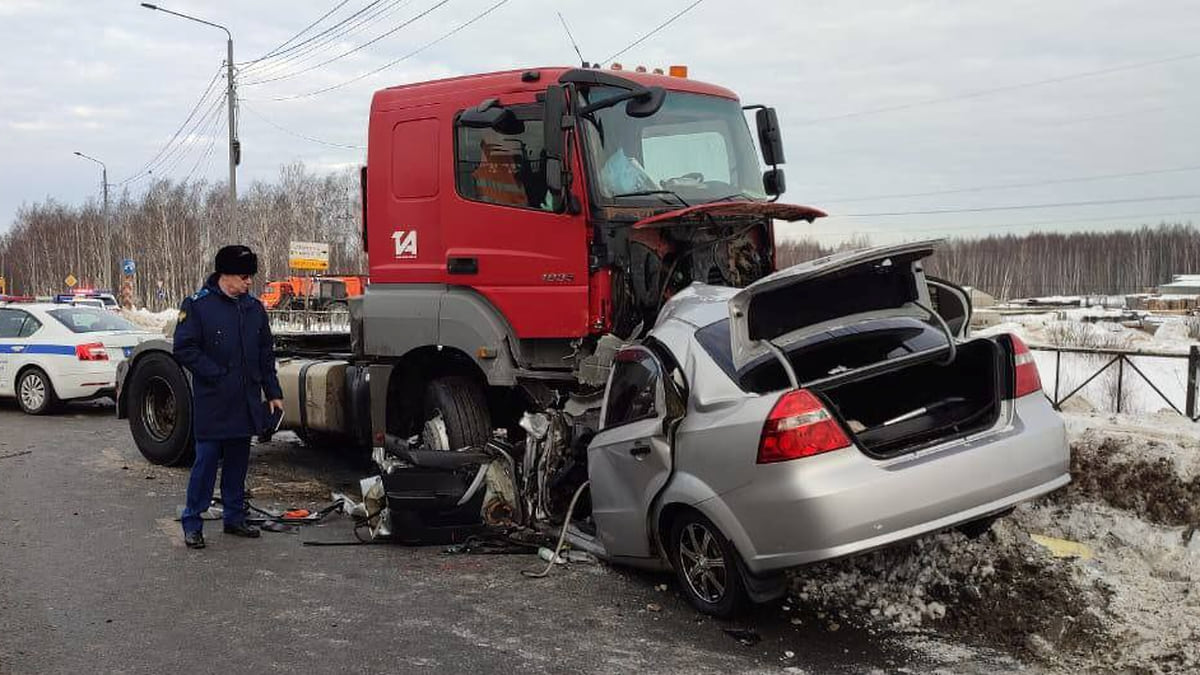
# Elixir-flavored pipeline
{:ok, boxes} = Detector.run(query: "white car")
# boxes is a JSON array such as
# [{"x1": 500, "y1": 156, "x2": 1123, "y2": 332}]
[{"x1": 0, "y1": 302, "x2": 157, "y2": 414}]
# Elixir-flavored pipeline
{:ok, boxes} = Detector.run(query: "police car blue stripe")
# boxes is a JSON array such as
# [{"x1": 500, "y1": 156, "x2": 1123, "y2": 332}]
[{"x1": 0, "y1": 344, "x2": 78, "y2": 355}]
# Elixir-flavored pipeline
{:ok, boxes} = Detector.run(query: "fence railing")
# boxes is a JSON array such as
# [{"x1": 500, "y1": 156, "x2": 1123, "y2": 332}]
[
  {"x1": 267, "y1": 309, "x2": 351, "y2": 334},
  {"x1": 1029, "y1": 343, "x2": 1200, "y2": 420}
]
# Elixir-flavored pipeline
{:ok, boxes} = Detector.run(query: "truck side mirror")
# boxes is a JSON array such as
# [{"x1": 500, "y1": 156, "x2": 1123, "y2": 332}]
[
  {"x1": 460, "y1": 99, "x2": 523, "y2": 135},
  {"x1": 763, "y1": 168, "x2": 785, "y2": 196},
  {"x1": 755, "y1": 107, "x2": 785, "y2": 166},
  {"x1": 543, "y1": 85, "x2": 567, "y2": 196}
]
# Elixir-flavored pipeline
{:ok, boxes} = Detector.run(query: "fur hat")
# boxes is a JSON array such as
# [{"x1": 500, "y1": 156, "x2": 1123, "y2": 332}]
[{"x1": 214, "y1": 245, "x2": 258, "y2": 276}]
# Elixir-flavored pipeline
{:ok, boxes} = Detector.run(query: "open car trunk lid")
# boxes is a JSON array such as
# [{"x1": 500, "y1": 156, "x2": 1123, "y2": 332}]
[{"x1": 727, "y1": 240, "x2": 941, "y2": 371}]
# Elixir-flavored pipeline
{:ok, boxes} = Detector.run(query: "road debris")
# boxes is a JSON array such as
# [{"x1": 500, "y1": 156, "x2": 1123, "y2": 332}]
[{"x1": 1029, "y1": 534, "x2": 1093, "y2": 559}]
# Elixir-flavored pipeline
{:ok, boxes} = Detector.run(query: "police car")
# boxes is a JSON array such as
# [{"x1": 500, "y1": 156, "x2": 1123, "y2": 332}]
[{"x1": 0, "y1": 301, "x2": 157, "y2": 414}]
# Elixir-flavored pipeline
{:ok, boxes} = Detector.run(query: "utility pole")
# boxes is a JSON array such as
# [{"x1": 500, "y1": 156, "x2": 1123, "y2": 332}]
[
  {"x1": 141, "y1": 3, "x2": 238, "y2": 241},
  {"x1": 74, "y1": 151, "x2": 111, "y2": 289}
]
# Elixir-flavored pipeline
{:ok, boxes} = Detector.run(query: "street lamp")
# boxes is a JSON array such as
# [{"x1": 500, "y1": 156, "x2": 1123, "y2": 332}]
[
  {"x1": 141, "y1": 3, "x2": 239, "y2": 229},
  {"x1": 74, "y1": 150, "x2": 111, "y2": 289}
]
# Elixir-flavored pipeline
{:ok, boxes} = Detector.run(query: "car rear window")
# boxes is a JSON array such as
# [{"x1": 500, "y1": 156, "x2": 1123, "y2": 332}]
[
  {"x1": 696, "y1": 316, "x2": 946, "y2": 393},
  {"x1": 48, "y1": 308, "x2": 137, "y2": 333}
]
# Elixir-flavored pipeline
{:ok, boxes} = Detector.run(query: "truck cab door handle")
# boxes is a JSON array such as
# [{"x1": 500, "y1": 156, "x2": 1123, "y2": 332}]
[
  {"x1": 447, "y1": 257, "x2": 478, "y2": 275},
  {"x1": 630, "y1": 442, "x2": 651, "y2": 457}
]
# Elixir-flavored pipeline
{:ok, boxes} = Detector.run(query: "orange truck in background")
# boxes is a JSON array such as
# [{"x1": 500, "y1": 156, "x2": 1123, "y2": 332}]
[{"x1": 261, "y1": 275, "x2": 367, "y2": 310}]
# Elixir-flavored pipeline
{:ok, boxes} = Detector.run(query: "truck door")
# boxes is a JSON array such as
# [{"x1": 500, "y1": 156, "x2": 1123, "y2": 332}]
[
  {"x1": 449, "y1": 103, "x2": 590, "y2": 338},
  {"x1": 588, "y1": 346, "x2": 676, "y2": 559}
]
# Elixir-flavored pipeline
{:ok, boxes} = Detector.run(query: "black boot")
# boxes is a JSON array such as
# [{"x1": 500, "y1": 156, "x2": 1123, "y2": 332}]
[
  {"x1": 184, "y1": 531, "x2": 206, "y2": 549},
  {"x1": 223, "y1": 523, "x2": 261, "y2": 538}
]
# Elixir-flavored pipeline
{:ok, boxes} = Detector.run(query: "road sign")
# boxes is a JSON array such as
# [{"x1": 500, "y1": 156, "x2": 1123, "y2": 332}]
[
  {"x1": 122, "y1": 259, "x2": 136, "y2": 276},
  {"x1": 288, "y1": 241, "x2": 330, "y2": 272},
  {"x1": 65, "y1": 274, "x2": 77, "y2": 288}
]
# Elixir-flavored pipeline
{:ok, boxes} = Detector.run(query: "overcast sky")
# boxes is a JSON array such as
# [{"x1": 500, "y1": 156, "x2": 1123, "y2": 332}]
[{"x1": 2, "y1": 0, "x2": 1198, "y2": 245}]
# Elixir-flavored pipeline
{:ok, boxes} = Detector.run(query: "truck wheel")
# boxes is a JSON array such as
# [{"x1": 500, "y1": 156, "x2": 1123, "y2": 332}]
[
  {"x1": 423, "y1": 376, "x2": 491, "y2": 451},
  {"x1": 16, "y1": 367, "x2": 60, "y2": 415},
  {"x1": 127, "y1": 353, "x2": 194, "y2": 466},
  {"x1": 669, "y1": 511, "x2": 748, "y2": 618}
]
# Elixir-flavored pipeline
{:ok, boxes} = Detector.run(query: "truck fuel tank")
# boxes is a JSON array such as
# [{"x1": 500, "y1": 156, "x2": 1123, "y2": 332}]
[{"x1": 277, "y1": 359, "x2": 350, "y2": 435}]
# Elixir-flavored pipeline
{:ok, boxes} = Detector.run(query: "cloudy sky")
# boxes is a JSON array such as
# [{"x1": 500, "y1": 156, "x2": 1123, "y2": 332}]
[{"x1": 1, "y1": 0, "x2": 1197, "y2": 245}]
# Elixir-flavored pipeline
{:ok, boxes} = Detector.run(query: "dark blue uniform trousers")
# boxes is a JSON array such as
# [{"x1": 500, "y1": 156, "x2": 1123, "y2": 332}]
[{"x1": 181, "y1": 438, "x2": 251, "y2": 534}]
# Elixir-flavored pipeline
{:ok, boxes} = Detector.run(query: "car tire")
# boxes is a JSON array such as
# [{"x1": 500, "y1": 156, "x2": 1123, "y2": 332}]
[
  {"x1": 16, "y1": 367, "x2": 59, "y2": 415},
  {"x1": 422, "y1": 376, "x2": 491, "y2": 451},
  {"x1": 127, "y1": 353, "x2": 195, "y2": 466},
  {"x1": 669, "y1": 510, "x2": 748, "y2": 618}
]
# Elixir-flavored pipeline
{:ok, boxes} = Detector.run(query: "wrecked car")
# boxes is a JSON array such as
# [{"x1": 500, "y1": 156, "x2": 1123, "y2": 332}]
[{"x1": 513, "y1": 240, "x2": 1070, "y2": 616}]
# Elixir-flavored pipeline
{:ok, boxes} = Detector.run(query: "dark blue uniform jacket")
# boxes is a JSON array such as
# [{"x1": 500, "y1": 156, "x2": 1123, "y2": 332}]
[{"x1": 173, "y1": 273, "x2": 283, "y2": 441}]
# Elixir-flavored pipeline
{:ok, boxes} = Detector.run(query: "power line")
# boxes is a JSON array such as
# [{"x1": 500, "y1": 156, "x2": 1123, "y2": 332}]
[
  {"x1": 241, "y1": 102, "x2": 366, "y2": 149},
  {"x1": 181, "y1": 115, "x2": 226, "y2": 184},
  {"x1": 243, "y1": 0, "x2": 449, "y2": 86},
  {"x1": 835, "y1": 194, "x2": 1200, "y2": 218},
  {"x1": 602, "y1": 0, "x2": 705, "y2": 65},
  {"x1": 153, "y1": 96, "x2": 228, "y2": 180},
  {"x1": 118, "y1": 67, "x2": 224, "y2": 184},
  {"x1": 242, "y1": 0, "x2": 415, "y2": 81},
  {"x1": 815, "y1": 164, "x2": 1200, "y2": 204},
  {"x1": 241, "y1": 0, "x2": 387, "y2": 69},
  {"x1": 800, "y1": 50, "x2": 1200, "y2": 125},
  {"x1": 245, "y1": 0, "x2": 352, "y2": 65},
  {"x1": 254, "y1": 0, "x2": 512, "y2": 102}
]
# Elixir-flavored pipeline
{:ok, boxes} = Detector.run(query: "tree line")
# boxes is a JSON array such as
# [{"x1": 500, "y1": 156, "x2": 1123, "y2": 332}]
[
  {"x1": 778, "y1": 223, "x2": 1200, "y2": 299},
  {"x1": 3, "y1": 165, "x2": 1196, "y2": 306},
  {"x1": 0, "y1": 162, "x2": 363, "y2": 309}
]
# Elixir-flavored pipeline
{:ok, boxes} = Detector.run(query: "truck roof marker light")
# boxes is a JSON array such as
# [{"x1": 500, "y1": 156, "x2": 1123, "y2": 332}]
[
  {"x1": 635, "y1": 65, "x2": 647, "y2": 73},
  {"x1": 611, "y1": 63, "x2": 623, "y2": 71},
  {"x1": 652, "y1": 68, "x2": 664, "y2": 75},
  {"x1": 669, "y1": 65, "x2": 688, "y2": 78}
]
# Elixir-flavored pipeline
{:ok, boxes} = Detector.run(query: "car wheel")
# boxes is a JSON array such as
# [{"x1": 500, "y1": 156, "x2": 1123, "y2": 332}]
[
  {"x1": 127, "y1": 353, "x2": 195, "y2": 466},
  {"x1": 16, "y1": 367, "x2": 59, "y2": 415},
  {"x1": 422, "y1": 376, "x2": 491, "y2": 451},
  {"x1": 670, "y1": 511, "x2": 748, "y2": 618}
]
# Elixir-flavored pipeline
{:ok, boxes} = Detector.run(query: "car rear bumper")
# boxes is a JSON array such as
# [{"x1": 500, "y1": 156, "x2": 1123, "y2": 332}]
[
  {"x1": 55, "y1": 363, "x2": 119, "y2": 400},
  {"x1": 707, "y1": 394, "x2": 1069, "y2": 575}
]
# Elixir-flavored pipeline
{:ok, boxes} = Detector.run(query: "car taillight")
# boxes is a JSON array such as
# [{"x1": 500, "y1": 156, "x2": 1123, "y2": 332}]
[
  {"x1": 1010, "y1": 334, "x2": 1042, "y2": 398},
  {"x1": 76, "y1": 343, "x2": 109, "y2": 361},
  {"x1": 758, "y1": 389, "x2": 851, "y2": 463}
]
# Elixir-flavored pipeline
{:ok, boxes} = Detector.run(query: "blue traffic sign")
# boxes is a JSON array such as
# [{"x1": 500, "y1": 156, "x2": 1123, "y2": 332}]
[{"x1": 122, "y1": 259, "x2": 136, "y2": 276}]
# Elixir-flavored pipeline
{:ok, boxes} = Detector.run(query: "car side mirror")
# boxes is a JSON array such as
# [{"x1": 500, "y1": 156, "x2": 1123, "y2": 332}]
[
  {"x1": 763, "y1": 167, "x2": 786, "y2": 196},
  {"x1": 755, "y1": 107, "x2": 785, "y2": 166}
]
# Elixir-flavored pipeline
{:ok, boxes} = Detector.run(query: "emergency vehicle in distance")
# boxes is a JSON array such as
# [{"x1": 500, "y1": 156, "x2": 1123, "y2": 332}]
[{"x1": 0, "y1": 300, "x2": 156, "y2": 414}]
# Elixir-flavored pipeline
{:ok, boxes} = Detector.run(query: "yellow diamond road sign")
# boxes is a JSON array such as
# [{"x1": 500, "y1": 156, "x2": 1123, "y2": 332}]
[{"x1": 65, "y1": 274, "x2": 78, "y2": 288}]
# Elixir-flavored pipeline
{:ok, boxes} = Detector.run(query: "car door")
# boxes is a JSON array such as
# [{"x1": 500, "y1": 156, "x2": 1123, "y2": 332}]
[
  {"x1": 0, "y1": 308, "x2": 41, "y2": 395},
  {"x1": 588, "y1": 345, "x2": 675, "y2": 559}
]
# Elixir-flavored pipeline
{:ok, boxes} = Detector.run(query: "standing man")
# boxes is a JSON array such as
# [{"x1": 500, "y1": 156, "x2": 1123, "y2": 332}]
[{"x1": 174, "y1": 245, "x2": 284, "y2": 549}]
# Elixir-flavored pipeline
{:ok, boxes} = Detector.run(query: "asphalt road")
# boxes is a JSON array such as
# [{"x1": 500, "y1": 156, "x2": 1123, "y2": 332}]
[{"x1": 0, "y1": 400, "x2": 1000, "y2": 674}]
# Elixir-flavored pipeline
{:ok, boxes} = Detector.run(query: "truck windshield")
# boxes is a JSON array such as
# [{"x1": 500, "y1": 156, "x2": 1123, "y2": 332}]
[{"x1": 579, "y1": 87, "x2": 766, "y2": 206}]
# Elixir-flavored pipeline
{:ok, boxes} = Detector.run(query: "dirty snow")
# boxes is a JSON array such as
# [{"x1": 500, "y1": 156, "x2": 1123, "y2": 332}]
[
  {"x1": 785, "y1": 410, "x2": 1200, "y2": 672},
  {"x1": 119, "y1": 307, "x2": 177, "y2": 333}
]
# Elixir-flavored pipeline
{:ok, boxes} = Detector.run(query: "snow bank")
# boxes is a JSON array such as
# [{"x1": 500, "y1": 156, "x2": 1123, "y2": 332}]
[{"x1": 120, "y1": 307, "x2": 177, "y2": 334}]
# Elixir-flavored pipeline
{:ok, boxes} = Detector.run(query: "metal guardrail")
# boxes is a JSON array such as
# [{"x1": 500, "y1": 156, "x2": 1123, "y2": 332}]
[
  {"x1": 267, "y1": 309, "x2": 351, "y2": 334},
  {"x1": 1030, "y1": 343, "x2": 1200, "y2": 420}
]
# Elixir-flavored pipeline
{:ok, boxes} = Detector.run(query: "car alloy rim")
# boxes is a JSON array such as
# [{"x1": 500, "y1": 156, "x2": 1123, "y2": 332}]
[
  {"x1": 679, "y1": 522, "x2": 727, "y2": 604},
  {"x1": 19, "y1": 374, "x2": 46, "y2": 411},
  {"x1": 142, "y1": 375, "x2": 177, "y2": 442}
]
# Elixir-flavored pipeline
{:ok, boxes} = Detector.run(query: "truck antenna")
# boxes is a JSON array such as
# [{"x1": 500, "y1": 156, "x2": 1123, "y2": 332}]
[{"x1": 557, "y1": 12, "x2": 588, "y2": 67}]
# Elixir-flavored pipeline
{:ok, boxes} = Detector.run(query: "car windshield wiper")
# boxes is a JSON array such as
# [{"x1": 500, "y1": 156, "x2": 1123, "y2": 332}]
[{"x1": 611, "y1": 190, "x2": 690, "y2": 207}]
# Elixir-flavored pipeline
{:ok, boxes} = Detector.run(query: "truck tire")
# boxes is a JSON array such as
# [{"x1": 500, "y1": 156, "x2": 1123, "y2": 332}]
[
  {"x1": 423, "y1": 376, "x2": 491, "y2": 451},
  {"x1": 127, "y1": 353, "x2": 195, "y2": 466}
]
